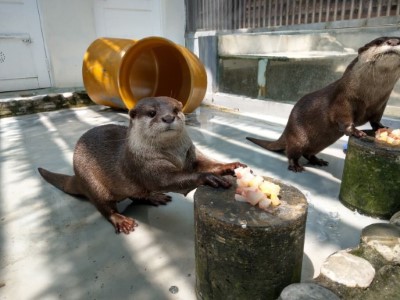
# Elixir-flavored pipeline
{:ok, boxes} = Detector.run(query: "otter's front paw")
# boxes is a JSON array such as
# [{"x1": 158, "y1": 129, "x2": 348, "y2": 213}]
[
  {"x1": 217, "y1": 162, "x2": 247, "y2": 176},
  {"x1": 352, "y1": 128, "x2": 367, "y2": 138},
  {"x1": 200, "y1": 173, "x2": 231, "y2": 189},
  {"x1": 110, "y1": 213, "x2": 138, "y2": 234}
]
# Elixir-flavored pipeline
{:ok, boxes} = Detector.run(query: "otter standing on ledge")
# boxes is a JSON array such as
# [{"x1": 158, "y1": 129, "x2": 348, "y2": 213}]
[
  {"x1": 39, "y1": 97, "x2": 245, "y2": 234},
  {"x1": 247, "y1": 36, "x2": 400, "y2": 172}
]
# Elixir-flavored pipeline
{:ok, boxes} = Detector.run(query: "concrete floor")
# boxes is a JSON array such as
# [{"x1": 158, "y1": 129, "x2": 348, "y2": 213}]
[{"x1": 0, "y1": 104, "x2": 399, "y2": 299}]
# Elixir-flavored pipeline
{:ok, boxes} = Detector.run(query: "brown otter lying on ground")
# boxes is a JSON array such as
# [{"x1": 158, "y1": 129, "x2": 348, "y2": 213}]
[
  {"x1": 39, "y1": 96, "x2": 245, "y2": 234},
  {"x1": 247, "y1": 36, "x2": 400, "y2": 172}
]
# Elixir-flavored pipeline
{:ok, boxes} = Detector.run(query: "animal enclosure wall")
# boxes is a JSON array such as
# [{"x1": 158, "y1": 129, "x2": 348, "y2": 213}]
[{"x1": 185, "y1": 0, "x2": 400, "y2": 116}]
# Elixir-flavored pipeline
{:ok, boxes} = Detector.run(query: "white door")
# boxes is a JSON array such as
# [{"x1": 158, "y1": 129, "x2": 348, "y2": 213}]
[
  {"x1": 0, "y1": 0, "x2": 51, "y2": 92},
  {"x1": 94, "y1": 0, "x2": 162, "y2": 39}
]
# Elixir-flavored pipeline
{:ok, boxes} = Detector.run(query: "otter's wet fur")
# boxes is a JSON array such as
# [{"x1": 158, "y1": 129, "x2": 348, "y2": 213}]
[
  {"x1": 39, "y1": 97, "x2": 245, "y2": 234},
  {"x1": 247, "y1": 37, "x2": 400, "y2": 172}
]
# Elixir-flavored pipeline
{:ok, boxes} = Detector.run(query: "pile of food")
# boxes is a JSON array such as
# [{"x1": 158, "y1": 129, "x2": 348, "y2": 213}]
[
  {"x1": 234, "y1": 167, "x2": 281, "y2": 210},
  {"x1": 375, "y1": 128, "x2": 400, "y2": 145}
]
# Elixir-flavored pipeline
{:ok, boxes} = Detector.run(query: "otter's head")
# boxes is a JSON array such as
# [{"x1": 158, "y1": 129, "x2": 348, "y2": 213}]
[
  {"x1": 357, "y1": 36, "x2": 400, "y2": 65},
  {"x1": 128, "y1": 96, "x2": 186, "y2": 145}
]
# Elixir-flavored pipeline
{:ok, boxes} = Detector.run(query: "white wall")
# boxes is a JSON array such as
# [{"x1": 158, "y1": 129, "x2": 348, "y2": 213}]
[
  {"x1": 38, "y1": 0, "x2": 186, "y2": 88},
  {"x1": 38, "y1": 0, "x2": 97, "y2": 88},
  {"x1": 161, "y1": 0, "x2": 186, "y2": 46}
]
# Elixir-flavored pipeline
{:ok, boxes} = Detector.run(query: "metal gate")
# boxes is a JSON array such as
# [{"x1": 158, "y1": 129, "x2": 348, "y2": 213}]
[{"x1": 186, "y1": 0, "x2": 400, "y2": 33}]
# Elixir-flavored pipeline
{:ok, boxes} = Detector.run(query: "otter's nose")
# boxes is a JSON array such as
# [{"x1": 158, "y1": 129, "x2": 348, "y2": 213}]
[
  {"x1": 162, "y1": 115, "x2": 175, "y2": 124},
  {"x1": 386, "y1": 38, "x2": 400, "y2": 46}
]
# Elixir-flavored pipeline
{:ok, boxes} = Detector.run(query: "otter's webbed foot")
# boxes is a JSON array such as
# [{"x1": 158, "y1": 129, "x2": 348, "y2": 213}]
[
  {"x1": 200, "y1": 173, "x2": 232, "y2": 188},
  {"x1": 288, "y1": 158, "x2": 305, "y2": 173},
  {"x1": 342, "y1": 123, "x2": 367, "y2": 138},
  {"x1": 109, "y1": 213, "x2": 138, "y2": 234},
  {"x1": 305, "y1": 155, "x2": 329, "y2": 166},
  {"x1": 352, "y1": 128, "x2": 367, "y2": 138}
]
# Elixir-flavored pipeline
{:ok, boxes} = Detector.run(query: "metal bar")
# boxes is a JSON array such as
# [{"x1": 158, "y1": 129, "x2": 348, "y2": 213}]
[
  {"x1": 386, "y1": 0, "x2": 392, "y2": 16},
  {"x1": 263, "y1": 0, "x2": 267, "y2": 27},
  {"x1": 196, "y1": 0, "x2": 200, "y2": 29},
  {"x1": 326, "y1": 0, "x2": 331, "y2": 22},
  {"x1": 238, "y1": 0, "x2": 242, "y2": 28},
  {"x1": 377, "y1": 0, "x2": 382, "y2": 17},
  {"x1": 268, "y1": 0, "x2": 272, "y2": 27},
  {"x1": 244, "y1": 0, "x2": 247, "y2": 28},
  {"x1": 333, "y1": 0, "x2": 338, "y2": 22},
  {"x1": 311, "y1": 0, "x2": 316, "y2": 23},
  {"x1": 204, "y1": 0, "x2": 208, "y2": 30},
  {"x1": 341, "y1": 0, "x2": 345, "y2": 20},
  {"x1": 201, "y1": 0, "x2": 204, "y2": 29},
  {"x1": 245, "y1": 0, "x2": 248, "y2": 28},
  {"x1": 234, "y1": 0, "x2": 238, "y2": 30},
  {"x1": 319, "y1": 0, "x2": 323, "y2": 23},
  {"x1": 305, "y1": 0, "x2": 309, "y2": 24},
  {"x1": 278, "y1": 0, "x2": 282, "y2": 26},
  {"x1": 286, "y1": 0, "x2": 290, "y2": 25},
  {"x1": 253, "y1": 0, "x2": 257, "y2": 28},
  {"x1": 209, "y1": 0, "x2": 212, "y2": 29},
  {"x1": 298, "y1": 0, "x2": 302, "y2": 24},
  {"x1": 292, "y1": 0, "x2": 296, "y2": 25},
  {"x1": 224, "y1": 0, "x2": 227, "y2": 29},
  {"x1": 357, "y1": 0, "x2": 362, "y2": 19},
  {"x1": 367, "y1": 0, "x2": 372, "y2": 18},
  {"x1": 220, "y1": 0, "x2": 223, "y2": 30},
  {"x1": 349, "y1": 0, "x2": 355, "y2": 20}
]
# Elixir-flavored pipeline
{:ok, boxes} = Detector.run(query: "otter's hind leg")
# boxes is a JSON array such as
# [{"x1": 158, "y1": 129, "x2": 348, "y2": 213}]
[
  {"x1": 304, "y1": 154, "x2": 329, "y2": 167},
  {"x1": 91, "y1": 199, "x2": 138, "y2": 234},
  {"x1": 288, "y1": 157, "x2": 305, "y2": 172},
  {"x1": 286, "y1": 146, "x2": 305, "y2": 172}
]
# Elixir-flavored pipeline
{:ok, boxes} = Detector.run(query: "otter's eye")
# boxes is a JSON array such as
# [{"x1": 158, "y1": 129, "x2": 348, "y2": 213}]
[
  {"x1": 173, "y1": 108, "x2": 180, "y2": 114},
  {"x1": 147, "y1": 110, "x2": 156, "y2": 118}
]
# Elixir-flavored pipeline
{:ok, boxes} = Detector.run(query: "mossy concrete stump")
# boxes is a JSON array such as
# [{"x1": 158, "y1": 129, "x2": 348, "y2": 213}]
[
  {"x1": 194, "y1": 176, "x2": 308, "y2": 300},
  {"x1": 339, "y1": 131, "x2": 400, "y2": 219}
]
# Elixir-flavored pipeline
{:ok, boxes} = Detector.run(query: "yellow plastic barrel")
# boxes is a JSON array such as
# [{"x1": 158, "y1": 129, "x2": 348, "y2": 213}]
[{"x1": 82, "y1": 37, "x2": 207, "y2": 113}]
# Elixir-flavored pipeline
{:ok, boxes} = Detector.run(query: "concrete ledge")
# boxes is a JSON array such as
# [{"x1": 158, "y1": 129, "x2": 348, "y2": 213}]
[
  {"x1": 203, "y1": 92, "x2": 293, "y2": 121},
  {"x1": 203, "y1": 92, "x2": 400, "y2": 126},
  {"x1": 0, "y1": 90, "x2": 95, "y2": 118}
]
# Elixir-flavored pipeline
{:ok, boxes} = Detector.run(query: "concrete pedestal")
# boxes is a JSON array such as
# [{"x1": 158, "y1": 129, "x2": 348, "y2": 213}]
[
  {"x1": 339, "y1": 131, "x2": 400, "y2": 219},
  {"x1": 194, "y1": 176, "x2": 307, "y2": 300}
]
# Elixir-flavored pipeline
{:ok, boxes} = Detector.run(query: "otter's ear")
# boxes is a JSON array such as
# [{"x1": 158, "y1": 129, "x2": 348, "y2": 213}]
[
  {"x1": 177, "y1": 101, "x2": 183, "y2": 111},
  {"x1": 128, "y1": 109, "x2": 137, "y2": 119}
]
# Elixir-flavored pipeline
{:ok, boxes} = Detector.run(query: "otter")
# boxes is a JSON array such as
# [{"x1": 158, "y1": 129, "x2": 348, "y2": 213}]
[
  {"x1": 247, "y1": 36, "x2": 400, "y2": 172},
  {"x1": 39, "y1": 96, "x2": 245, "y2": 234}
]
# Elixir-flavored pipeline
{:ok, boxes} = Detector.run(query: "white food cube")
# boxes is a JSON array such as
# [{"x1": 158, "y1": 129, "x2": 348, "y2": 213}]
[
  {"x1": 259, "y1": 198, "x2": 272, "y2": 210},
  {"x1": 243, "y1": 188, "x2": 264, "y2": 206},
  {"x1": 249, "y1": 175, "x2": 264, "y2": 188},
  {"x1": 234, "y1": 194, "x2": 247, "y2": 202}
]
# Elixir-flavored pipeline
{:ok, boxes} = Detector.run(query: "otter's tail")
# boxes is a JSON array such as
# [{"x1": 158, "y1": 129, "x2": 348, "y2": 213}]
[
  {"x1": 246, "y1": 136, "x2": 286, "y2": 152},
  {"x1": 38, "y1": 167, "x2": 82, "y2": 196}
]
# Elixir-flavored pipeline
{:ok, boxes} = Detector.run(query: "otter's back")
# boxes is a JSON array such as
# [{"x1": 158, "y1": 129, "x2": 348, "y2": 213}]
[{"x1": 73, "y1": 124, "x2": 128, "y2": 175}]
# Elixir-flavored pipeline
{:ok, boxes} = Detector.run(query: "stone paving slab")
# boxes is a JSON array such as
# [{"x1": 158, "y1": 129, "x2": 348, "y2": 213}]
[{"x1": 1, "y1": 94, "x2": 399, "y2": 299}]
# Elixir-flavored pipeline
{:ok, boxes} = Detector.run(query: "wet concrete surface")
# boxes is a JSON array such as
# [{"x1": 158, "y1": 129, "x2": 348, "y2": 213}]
[{"x1": 0, "y1": 104, "x2": 399, "y2": 299}]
